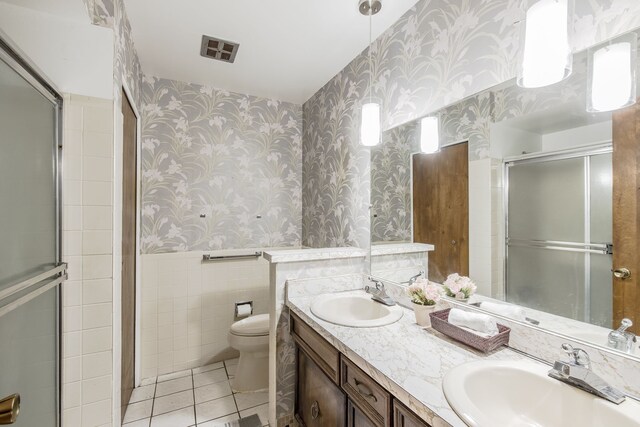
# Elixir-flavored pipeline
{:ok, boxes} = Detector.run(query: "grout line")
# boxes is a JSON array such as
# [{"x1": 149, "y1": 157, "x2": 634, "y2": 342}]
[
  {"x1": 148, "y1": 381, "x2": 156, "y2": 426},
  {"x1": 191, "y1": 370, "x2": 197, "y2": 425}
]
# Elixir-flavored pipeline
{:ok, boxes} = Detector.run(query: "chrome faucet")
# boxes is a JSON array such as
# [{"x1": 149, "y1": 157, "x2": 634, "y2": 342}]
[
  {"x1": 365, "y1": 277, "x2": 396, "y2": 306},
  {"x1": 608, "y1": 318, "x2": 637, "y2": 354},
  {"x1": 405, "y1": 270, "x2": 425, "y2": 286},
  {"x1": 548, "y1": 343, "x2": 626, "y2": 404}
]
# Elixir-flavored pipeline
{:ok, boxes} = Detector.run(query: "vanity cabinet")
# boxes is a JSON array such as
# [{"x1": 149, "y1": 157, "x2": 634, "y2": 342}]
[
  {"x1": 292, "y1": 312, "x2": 431, "y2": 427},
  {"x1": 348, "y1": 400, "x2": 378, "y2": 427},
  {"x1": 393, "y1": 401, "x2": 429, "y2": 427},
  {"x1": 296, "y1": 348, "x2": 346, "y2": 427},
  {"x1": 341, "y1": 356, "x2": 392, "y2": 427}
]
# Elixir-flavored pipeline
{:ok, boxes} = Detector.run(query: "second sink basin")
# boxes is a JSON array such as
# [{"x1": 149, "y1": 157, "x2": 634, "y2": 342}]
[
  {"x1": 443, "y1": 360, "x2": 640, "y2": 427},
  {"x1": 310, "y1": 292, "x2": 403, "y2": 328}
]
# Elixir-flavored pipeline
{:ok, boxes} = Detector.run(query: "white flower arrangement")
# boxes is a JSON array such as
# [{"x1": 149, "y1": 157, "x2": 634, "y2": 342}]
[
  {"x1": 443, "y1": 273, "x2": 477, "y2": 300},
  {"x1": 407, "y1": 278, "x2": 442, "y2": 306}
]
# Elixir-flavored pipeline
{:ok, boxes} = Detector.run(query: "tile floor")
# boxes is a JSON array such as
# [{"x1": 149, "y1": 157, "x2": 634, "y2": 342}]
[{"x1": 122, "y1": 358, "x2": 269, "y2": 427}]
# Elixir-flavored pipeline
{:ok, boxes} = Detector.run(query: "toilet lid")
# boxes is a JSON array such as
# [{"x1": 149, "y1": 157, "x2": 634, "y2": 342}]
[{"x1": 231, "y1": 314, "x2": 270, "y2": 336}]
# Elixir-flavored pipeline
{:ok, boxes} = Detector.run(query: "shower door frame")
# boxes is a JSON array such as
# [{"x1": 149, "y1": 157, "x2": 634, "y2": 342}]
[
  {"x1": 503, "y1": 142, "x2": 613, "y2": 324},
  {"x1": 0, "y1": 34, "x2": 64, "y2": 427}
]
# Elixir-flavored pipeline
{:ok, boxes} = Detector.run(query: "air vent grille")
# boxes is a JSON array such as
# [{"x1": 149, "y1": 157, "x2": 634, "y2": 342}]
[{"x1": 200, "y1": 35, "x2": 239, "y2": 63}]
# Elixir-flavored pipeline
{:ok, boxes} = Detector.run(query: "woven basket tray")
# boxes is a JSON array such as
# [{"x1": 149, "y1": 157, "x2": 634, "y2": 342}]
[{"x1": 429, "y1": 308, "x2": 510, "y2": 353}]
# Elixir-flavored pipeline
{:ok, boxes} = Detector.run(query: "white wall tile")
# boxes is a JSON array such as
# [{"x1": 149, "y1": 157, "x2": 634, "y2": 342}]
[
  {"x1": 82, "y1": 303, "x2": 112, "y2": 329},
  {"x1": 63, "y1": 381, "x2": 82, "y2": 409},
  {"x1": 81, "y1": 398, "x2": 111, "y2": 426},
  {"x1": 83, "y1": 156, "x2": 113, "y2": 182},
  {"x1": 63, "y1": 331, "x2": 83, "y2": 358},
  {"x1": 83, "y1": 206, "x2": 112, "y2": 230},
  {"x1": 63, "y1": 281, "x2": 83, "y2": 307},
  {"x1": 64, "y1": 306, "x2": 82, "y2": 332},
  {"x1": 140, "y1": 251, "x2": 271, "y2": 378},
  {"x1": 64, "y1": 356, "x2": 83, "y2": 383},
  {"x1": 83, "y1": 105, "x2": 113, "y2": 133},
  {"x1": 82, "y1": 255, "x2": 112, "y2": 279},
  {"x1": 83, "y1": 131, "x2": 113, "y2": 158},
  {"x1": 82, "y1": 351, "x2": 112, "y2": 379},
  {"x1": 81, "y1": 375, "x2": 112, "y2": 404},
  {"x1": 64, "y1": 206, "x2": 83, "y2": 231},
  {"x1": 82, "y1": 230, "x2": 112, "y2": 255},
  {"x1": 82, "y1": 181, "x2": 112, "y2": 206},
  {"x1": 64, "y1": 180, "x2": 82, "y2": 205},
  {"x1": 64, "y1": 231, "x2": 83, "y2": 256},
  {"x1": 82, "y1": 327, "x2": 112, "y2": 354},
  {"x1": 82, "y1": 279, "x2": 112, "y2": 305},
  {"x1": 62, "y1": 96, "x2": 115, "y2": 427}
]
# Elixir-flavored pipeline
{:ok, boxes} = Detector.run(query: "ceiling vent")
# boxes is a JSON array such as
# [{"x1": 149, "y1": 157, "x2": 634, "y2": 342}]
[{"x1": 200, "y1": 35, "x2": 239, "y2": 63}]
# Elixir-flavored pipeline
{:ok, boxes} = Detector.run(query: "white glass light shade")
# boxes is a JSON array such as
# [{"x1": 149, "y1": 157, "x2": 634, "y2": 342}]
[
  {"x1": 587, "y1": 34, "x2": 637, "y2": 113},
  {"x1": 517, "y1": 0, "x2": 573, "y2": 88},
  {"x1": 360, "y1": 103, "x2": 381, "y2": 147},
  {"x1": 420, "y1": 116, "x2": 439, "y2": 154}
]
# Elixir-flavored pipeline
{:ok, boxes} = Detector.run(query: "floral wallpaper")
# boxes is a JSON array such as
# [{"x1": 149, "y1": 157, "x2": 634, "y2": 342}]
[
  {"x1": 370, "y1": 122, "x2": 419, "y2": 243},
  {"x1": 302, "y1": 0, "x2": 640, "y2": 250},
  {"x1": 140, "y1": 77, "x2": 302, "y2": 253}
]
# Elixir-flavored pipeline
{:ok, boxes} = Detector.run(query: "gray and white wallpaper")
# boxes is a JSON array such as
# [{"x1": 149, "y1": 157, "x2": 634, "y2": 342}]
[
  {"x1": 371, "y1": 122, "x2": 419, "y2": 243},
  {"x1": 302, "y1": 0, "x2": 640, "y2": 250},
  {"x1": 140, "y1": 77, "x2": 302, "y2": 253}
]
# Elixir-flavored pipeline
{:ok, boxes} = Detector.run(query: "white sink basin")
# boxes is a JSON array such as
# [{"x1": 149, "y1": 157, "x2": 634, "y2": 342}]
[
  {"x1": 443, "y1": 360, "x2": 640, "y2": 427},
  {"x1": 310, "y1": 292, "x2": 403, "y2": 328}
]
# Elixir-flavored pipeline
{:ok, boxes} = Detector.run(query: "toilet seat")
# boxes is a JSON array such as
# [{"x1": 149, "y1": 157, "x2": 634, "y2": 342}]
[{"x1": 230, "y1": 313, "x2": 269, "y2": 336}]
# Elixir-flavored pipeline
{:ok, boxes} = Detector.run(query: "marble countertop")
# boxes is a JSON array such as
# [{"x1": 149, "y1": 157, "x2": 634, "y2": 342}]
[
  {"x1": 286, "y1": 283, "x2": 547, "y2": 427},
  {"x1": 263, "y1": 246, "x2": 367, "y2": 263},
  {"x1": 370, "y1": 242, "x2": 435, "y2": 256}
]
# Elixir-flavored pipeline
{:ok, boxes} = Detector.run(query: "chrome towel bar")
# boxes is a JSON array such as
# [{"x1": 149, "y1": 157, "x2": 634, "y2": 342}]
[{"x1": 202, "y1": 251, "x2": 263, "y2": 263}]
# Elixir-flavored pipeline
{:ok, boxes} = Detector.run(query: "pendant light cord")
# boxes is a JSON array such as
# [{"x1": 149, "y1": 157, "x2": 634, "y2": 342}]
[{"x1": 369, "y1": 6, "x2": 373, "y2": 105}]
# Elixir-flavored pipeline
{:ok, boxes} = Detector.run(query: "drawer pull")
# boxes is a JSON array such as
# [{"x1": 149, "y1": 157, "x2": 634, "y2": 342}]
[
  {"x1": 311, "y1": 401, "x2": 320, "y2": 419},
  {"x1": 354, "y1": 378, "x2": 378, "y2": 402}
]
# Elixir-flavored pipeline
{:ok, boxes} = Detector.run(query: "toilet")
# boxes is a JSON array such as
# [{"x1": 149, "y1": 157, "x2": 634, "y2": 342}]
[{"x1": 228, "y1": 313, "x2": 270, "y2": 392}]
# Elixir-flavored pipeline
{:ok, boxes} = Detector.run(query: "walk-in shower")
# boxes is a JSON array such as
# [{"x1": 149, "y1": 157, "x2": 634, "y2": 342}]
[
  {"x1": 0, "y1": 36, "x2": 66, "y2": 426},
  {"x1": 504, "y1": 144, "x2": 613, "y2": 328}
]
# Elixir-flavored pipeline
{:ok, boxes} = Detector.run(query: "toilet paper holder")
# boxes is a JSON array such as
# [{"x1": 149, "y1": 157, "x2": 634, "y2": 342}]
[{"x1": 235, "y1": 301, "x2": 253, "y2": 319}]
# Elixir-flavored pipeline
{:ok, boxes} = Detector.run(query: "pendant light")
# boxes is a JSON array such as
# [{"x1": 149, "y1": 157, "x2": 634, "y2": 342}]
[
  {"x1": 420, "y1": 116, "x2": 439, "y2": 154},
  {"x1": 359, "y1": 0, "x2": 382, "y2": 147},
  {"x1": 587, "y1": 32, "x2": 638, "y2": 113},
  {"x1": 517, "y1": 0, "x2": 573, "y2": 88}
]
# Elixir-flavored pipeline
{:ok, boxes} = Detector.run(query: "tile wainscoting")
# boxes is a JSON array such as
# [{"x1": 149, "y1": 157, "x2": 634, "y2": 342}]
[{"x1": 140, "y1": 249, "x2": 283, "y2": 380}]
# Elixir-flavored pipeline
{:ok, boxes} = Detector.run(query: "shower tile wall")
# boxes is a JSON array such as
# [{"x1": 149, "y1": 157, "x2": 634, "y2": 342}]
[
  {"x1": 61, "y1": 94, "x2": 115, "y2": 427},
  {"x1": 140, "y1": 251, "x2": 271, "y2": 380}
]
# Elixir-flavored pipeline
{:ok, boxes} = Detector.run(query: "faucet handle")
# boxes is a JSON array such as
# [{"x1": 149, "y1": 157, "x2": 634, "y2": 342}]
[
  {"x1": 561, "y1": 343, "x2": 591, "y2": 369},
  {"x1": 616, "y1": 318, "x2": 633, "y2": 333}
]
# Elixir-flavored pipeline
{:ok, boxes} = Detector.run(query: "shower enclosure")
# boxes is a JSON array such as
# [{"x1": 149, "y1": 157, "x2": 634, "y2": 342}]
[
  {"x1": 505, "y1": 144, "x2": 613, "y2": 328},
  {"x1": 0, "y1": 37, "x2": 65, "y2": 426}
]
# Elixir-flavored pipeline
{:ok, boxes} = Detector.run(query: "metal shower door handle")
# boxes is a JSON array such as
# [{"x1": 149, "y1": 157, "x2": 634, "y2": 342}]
[
  {"x1": 0, "y1": 394, "x2": 20, "y2": 425},
  {"x1": 613, "y1": 268, "x2": 631, "y2": 279}
]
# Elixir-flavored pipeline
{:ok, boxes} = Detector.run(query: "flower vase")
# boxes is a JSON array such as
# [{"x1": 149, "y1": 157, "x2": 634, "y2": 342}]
[{"x1": 412, "y1": 302, "x2": 436, "y2": 327}]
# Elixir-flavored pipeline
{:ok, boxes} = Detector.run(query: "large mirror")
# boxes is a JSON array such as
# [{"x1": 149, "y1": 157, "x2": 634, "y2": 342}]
[{"x1": 370, "y1": 28, "x2": 640, "y2": 359}]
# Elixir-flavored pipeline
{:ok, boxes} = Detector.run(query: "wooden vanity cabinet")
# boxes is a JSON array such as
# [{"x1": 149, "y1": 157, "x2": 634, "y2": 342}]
[
  {"x1": 296, "y1": 348, "x2": 346, "y2": 427},
  {"x1": 348, "y1": 399, "x2": 378, "y2": 427},
  {"x1": 341, "y1": 356, "x2": 392, "y2": 427},
  {"x1": 393, "y1": 401, "x2": 430, "y2": 427},
  {"x1": 292, "y1": 312, "x2": 431, "y2": 427}
]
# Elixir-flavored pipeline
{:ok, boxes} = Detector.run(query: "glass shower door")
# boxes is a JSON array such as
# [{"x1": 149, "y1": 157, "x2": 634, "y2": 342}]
[
  {"x1": 0, "y1": 40, "x2": 64, "y2": 426},
  {"x1": 505, "y1": 149, "x2": 613, "y2": 327}
]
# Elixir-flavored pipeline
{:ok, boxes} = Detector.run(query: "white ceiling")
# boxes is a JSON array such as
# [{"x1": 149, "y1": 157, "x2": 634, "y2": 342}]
[
  {"x1": 498, "y1": 101, "x2": 612, "y2": 135},
  {"x1": 0, "y1": 0, "x2": 88, "y2": 22},
  {"x1": 124, "y1": 0, "x2": 420, "y2": 104}
]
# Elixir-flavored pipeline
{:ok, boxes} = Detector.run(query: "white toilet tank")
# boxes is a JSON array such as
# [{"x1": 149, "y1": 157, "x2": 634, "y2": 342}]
[{"x1": 230, "y1": 313, "x2": 269, "y2": 336}]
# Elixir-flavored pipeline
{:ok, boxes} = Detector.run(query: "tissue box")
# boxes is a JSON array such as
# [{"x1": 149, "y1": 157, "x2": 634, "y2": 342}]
[{"x1": 429, "y1": 308, "x2": 510, "y2": 353}]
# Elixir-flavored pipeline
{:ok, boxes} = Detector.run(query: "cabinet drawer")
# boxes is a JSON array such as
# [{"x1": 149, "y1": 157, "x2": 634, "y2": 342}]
[
  {"x1": 393, "y1": 400, "x2": 431, "y2": 427},
  {"x1": 297, "y1": 347, "x2": 346, "y2": 427},
  {"x1": 340, "y1": 356, "x2": 392, "y2": 427},
  {"x1": 292, "y1": 313, "x2": 340, "y2": 383}
]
